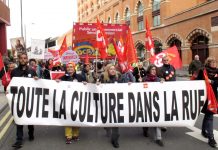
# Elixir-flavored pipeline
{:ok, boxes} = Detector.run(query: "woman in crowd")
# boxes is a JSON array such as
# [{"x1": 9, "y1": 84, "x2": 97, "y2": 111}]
[
  {"x1": 101, "y1": 63, "x2": 121, "y2": 148},
  {"x1": 142, "y1": 64, "x2": 164, "y2": 147},
  {"x1": 197, "y1": 56, "x2": 218, "y2": 148},
  {"x1": 57, "y1": 62, "x2": 83, "y2": 144}
]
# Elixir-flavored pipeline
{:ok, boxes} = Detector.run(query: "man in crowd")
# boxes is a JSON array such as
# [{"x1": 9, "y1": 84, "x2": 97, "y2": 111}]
[
  {"x1": 188, "y1": 54, "x2": 202, "y2": 75},
  {"x1": 10, "y1": 52, "x2": 37, "y2": 149}
]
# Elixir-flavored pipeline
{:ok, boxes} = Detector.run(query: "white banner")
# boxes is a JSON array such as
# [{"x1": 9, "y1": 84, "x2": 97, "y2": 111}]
[
  {"x1": 6, "y1": 78, "x2": 206, "y2": 127},
  {"x1": 31, "y1": 39, "x2": 45, "y2": 59}
]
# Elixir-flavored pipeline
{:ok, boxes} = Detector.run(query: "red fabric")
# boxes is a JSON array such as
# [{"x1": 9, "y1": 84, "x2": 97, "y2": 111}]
[
  {"x1": 84, "y1": 53, "x2": 89, "y2": 64},
  {"x1": 203, "y1": 69, "x2": 218, "y2": 114},
  {"x1": 111, "y1": 39, "x2": 128, "y2": 73},
  {"x1": 59, "y1": 36, "x2": 68, "y2": 56},
  {"x1": 1, "y1": 71, "x2": 11, "y2": 89},
  {"x1": 96, "y1": 19, "x2": 108, "y2": 59},
  {"x1": 0, "y1": 53, "x2": 4, "y2": 70},
  {"x1": 145, "y1": 16, "x2": 155, "y2": 56},
  {"x1": 48, "y1": 49, "x2": 59, "y2": 57},
  {"x1": 123, "y1": 28, "x2": 138, "y2": 64},
  {"x1": 50, "y1": 71, "x2": 65, "y2": 80},
  {"x1": 150, "y1": 46, "x2": 182, "y2": 69}
]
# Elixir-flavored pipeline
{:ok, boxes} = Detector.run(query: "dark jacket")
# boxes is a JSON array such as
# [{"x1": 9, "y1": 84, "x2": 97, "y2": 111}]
[
  {"x1": 60, "y1": 72, "x2": 83, "y2": 82},
  {"x1": 120, "y1": 71, "x2": 135, "y2": 83},
  {"x1": 158, "y1": 64, "x2": 176, "y2": 81},
  {"x1": 133, "y1": 67, "x2": 146, "y2": 82},
  {"x1": 11, "y1": 65, "x2": 37, "y2": 78},
  {"x1": 188, "y1": 60, "x2": 202, "y2": 75}
]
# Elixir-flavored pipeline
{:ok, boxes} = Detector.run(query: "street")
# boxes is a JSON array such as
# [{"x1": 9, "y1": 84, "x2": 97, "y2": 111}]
[{"x1": 0, "y1": 115, "x2": 217, "y2": 150}]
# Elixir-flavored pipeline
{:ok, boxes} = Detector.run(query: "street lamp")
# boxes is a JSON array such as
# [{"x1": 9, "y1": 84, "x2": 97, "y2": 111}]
[{"x1": 20, "y1": 0, "x2": 23, "y2": 38}]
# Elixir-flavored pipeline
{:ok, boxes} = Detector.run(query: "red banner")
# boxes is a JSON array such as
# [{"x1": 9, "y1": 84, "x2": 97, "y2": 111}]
[{"x1": 73, "y1": 23, "x2": 129, "y2": 59}]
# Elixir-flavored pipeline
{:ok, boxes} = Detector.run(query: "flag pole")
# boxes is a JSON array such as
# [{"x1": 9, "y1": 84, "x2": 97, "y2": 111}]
[
  {"x1": 3, "y1": 66, "x2": 8, "y2": 81},
  {"x1": 95, "y1": 49, "x2": 98, "y2": 82}
]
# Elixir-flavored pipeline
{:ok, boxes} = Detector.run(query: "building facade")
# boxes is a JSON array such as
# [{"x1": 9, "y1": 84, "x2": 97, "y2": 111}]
[
  {"x1": 77, "y1": 0, "x2": 218, "y2": 66},
  {"x1": 0, "y1": 0, "x2": 10, "y2": 55}
]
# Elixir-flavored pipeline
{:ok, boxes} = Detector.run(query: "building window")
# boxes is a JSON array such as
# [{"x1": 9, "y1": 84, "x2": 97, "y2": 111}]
[
  {"x1": 152, "y1": 0, "x2": 160, "y2": 27},
  {"x1": 153, "y1": 15, "x2": 160, "y2": 27},
  {"x1": 91, "y1": 2, "x2": 94, "y2": 12},
  {"x1": 115, "y1": 13, "x2": 120, "y2": 24},
  {"x1": 211, "y1": 16, "x2": 218, "y2": 27},
  {"x1": 108, "y1": 17, "x2": 111, "y2": 23},
  {"x1": 152, "y1": 0, "x2": 160, "y2": 11},
  {"x1": 137, "y1": 2, "x2": 144, "y2": 31},
  {"x1": 125, "y1": 7, "x2": 131, "y2": 25},
  {"x1": 154, "y1": 40, "x2": 162, "y2": 54}
]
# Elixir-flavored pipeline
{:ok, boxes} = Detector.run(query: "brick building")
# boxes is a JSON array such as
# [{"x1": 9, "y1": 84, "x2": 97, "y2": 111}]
[
  {"x1": 76, "y1": 0, "x2": 218, "y2": 66},
  {"x1": 0, "y1": 0, "x2": 10, "y2": 55}
]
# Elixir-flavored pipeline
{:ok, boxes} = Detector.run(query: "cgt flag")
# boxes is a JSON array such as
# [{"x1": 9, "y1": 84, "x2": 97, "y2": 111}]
[
  {"x1": 59, "y1": 36, "x2": 68, "y2": 56},
  {"x1": 123, "y1": 28, "x2": 138, "y2": 65},
  {"x1": 150, "y1": 46, "x2": 182, "y2": 69},
  {"x1": 0, "y1": 53, "x2": 4, "y2": 71},
  {"x1": 96, "y1": 18, "x2": 108, "y2": 59}
]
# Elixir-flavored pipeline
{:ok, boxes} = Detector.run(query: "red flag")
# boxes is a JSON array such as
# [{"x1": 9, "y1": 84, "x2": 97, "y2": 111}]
[
  {"x1": 203, "y1": 69, "x2": 218, "y2": 114},
  {"x1": 123, "y1": 28, "x2": 138, "y2": 64},
  {"x1": 59, "y1": 36, "x2": 68, "y2": 56},
  {"x1": 50, "y1": 71, "x2": 65, "y2": 80},
  {"x1": 96, "y1": 18, "x2": 108, "y2": 59},
  {"x1": 150, "y1": 46, "x2": 182, "y2": 69},
  {"x1": 48, "y1": 49, "x2": 59, "y2": 57},
  {"x1": 0, "y1": 53, "x2": 4, "y2": 71},
  {"x1": 145, "y1": 16, "x2": 155, "y2": 56},
  {"x1": 117, "y1": 37, "x2": 124, "y2": 54}
]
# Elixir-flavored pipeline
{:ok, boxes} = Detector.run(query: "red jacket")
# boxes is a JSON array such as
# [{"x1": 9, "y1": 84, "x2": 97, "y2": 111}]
[{"x1": 1, "y1": 71, "x2": 11, "y2": 89}]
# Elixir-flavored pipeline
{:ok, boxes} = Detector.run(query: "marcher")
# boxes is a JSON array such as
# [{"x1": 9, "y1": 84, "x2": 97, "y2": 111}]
[
  {"x1": 158, "y1": 55, "x2": 176, "y2": 81},
  {"x1": 29, "y1": 59, "x2": 37, "y2": 71},
  {"x1": 58, "y1": 62, "x2": 83, "y2": 144},
  {"x1": 142, "y1": 64, "x2": 164, "y2": 147},
  {"x1": 10, "y1": 52, "x2": 37, "y2": 149},
  {"x1": 92, "y1": 61, "x2": 104, "y2": 82},
  {"x1": 133, "y1": 62, "x2": 146, "y2": 82},
  {"x1": 100, "y1": 63, "x2": 121, "y2": 148},
  {"x1": 188, "y1": 55, "x2": 202, "y2": 75},
  {"x1": 1, "y1": 62, "x2": 15, "y2": 92},
  {"x1": 81, "y1": 63, "x2": 94, "y2": 83},
  {"x1": 196, "y1": 56, "x2": 218, "y2": 148}
]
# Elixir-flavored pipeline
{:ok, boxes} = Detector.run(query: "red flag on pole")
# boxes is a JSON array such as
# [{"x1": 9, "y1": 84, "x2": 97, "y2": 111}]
[
  {"x1": 150, "y1": 46, "x2": 182, "y2": 69},
  {"x1": 123, "y1": 27, "x2": 138, "y2": 64},
  {"x1": 59, "y1": 36, "x2": 68, "y2": 56},
  {"x1": 145, "y1": 16, "x2": 155, "y2": 56},
  {"x1": 112, "y1": 39, "x2": 128, "y2": 73},
  {"x1": 203, "y1": 69, "x2": 218, "y2": 114},
  {"x1": 0, "y1": 53, "x2": 4, "y2": 71},
  {"x1": 48, "y1": 49, "x2": 59, "y2": 57},
  {"x1": 96, "y1": 18, "x2": 108, "y2": 59}
]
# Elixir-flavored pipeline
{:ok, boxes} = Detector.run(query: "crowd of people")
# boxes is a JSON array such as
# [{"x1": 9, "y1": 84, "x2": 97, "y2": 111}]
[{"x1": 0, "y1": 52, "x2": 217, "y2": 149}]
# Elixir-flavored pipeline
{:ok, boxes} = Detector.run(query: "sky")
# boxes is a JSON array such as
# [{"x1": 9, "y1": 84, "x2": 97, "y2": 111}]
[{"x1": 7, "y1": 0, "x2": 77, "y2": 48}]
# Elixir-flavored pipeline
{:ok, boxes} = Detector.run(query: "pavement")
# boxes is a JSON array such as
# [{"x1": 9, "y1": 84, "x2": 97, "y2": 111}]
[{"x1": 0, "y1": 81, "x2": 7, "y2": 114}]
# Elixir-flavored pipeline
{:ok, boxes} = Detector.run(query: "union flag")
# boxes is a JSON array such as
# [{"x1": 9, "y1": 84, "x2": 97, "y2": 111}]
[{"x1": 59, "y1": 36, "x2": 68, "y2": 56}]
